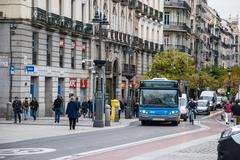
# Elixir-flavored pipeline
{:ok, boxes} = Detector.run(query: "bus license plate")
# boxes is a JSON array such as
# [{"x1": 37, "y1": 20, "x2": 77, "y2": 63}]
[{"x1": 152, "y1": 118, "x2": 165, "y2": 121}]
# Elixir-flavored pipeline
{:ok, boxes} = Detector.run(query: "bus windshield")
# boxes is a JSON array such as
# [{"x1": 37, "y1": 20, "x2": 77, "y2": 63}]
[{"x1": 140, "y1": 89, "x2": 178, "y2": 107}]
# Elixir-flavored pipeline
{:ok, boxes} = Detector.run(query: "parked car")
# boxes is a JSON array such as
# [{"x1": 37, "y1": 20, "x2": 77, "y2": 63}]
[
  {"x1": 199, "y1": 91, "x2": 217, "y2": 111},
  {"x1": 196, "y1": 99, "x2": 210, "y2": 115},
  {"x1": 179, "y1": 94, "x2": 188, "y2": 121},
  {"x1": 218, "y1": 125, "x2": 240, "y2": 160},
  {"x1": 216, "y1": 96, "x2": 223, "y2": 108}
]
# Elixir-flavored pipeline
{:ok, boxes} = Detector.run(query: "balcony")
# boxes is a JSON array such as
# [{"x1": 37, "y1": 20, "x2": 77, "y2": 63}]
[
  {"x1": 129, "y1": 0, "x2": 138, "y2": 9},
  {"x1": 46, "y1": 12, "x2": 61, "y2": 31},
  {"x1": 165, "y1": 44, "x2": 191, "y2": 54},
  {"x1": 72, "y1": 20, "x2": 84, "y2": 34},
  {"x1": 115, "y1": 31, "x2": 119, "y2": 41},
  {"x1": 123, "y1": 33, "x2": 127, "y2": 43},
  {"x1": 158, "y1": 12, "x2": 163, "y2": 22},
  {"x1": 122, "y1": 64, "x2": 137, "y2": 77},
  {"x1": 149, "y1": 7, "x2": 154, "y2": 18},
  {"x1": 32, "y1": 7, "x2": 47, "y2": 27},
  {"x1": 121, "y1": 0, "x2": 129, "y2": 6},
  {"x1": 83, "y1": 23, "x2": 93, "y2": 37},
  {"x1": 132, "y1": 36, "x2": 139, "y2": 47},
  {"x1": 112, "y1": 0, "x2": 121, "y2": 2},
  {"x1": 59, "y1": 16, "x2": 72, "y2": 34},
  {"x1": 164, "y1": 1, "x2": 191, "y2": 12},
  {"x1": 164, "y1": 22, "x2": 191, "y2": 33},
  {"x1": 105, "y1": 61, "x2": 112, "y2": 75},
  {"x1": 155, "y1": 43, "x2": 159, "y2": 52},
  {"x1": 135, "y1": 1, "x2": 143, "y2": 17}
]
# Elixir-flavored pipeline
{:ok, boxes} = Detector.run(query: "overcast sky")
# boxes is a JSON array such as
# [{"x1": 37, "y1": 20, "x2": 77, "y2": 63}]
[{"x1": 208, "y1": 0, "x2": 240, "y2": 20}]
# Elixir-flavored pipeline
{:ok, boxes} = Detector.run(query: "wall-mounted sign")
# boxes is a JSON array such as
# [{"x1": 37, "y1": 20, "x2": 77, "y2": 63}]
[
  {"x1": 25, "y1": 65, "x2": 37, "y2": 74},
  {"x1": 80, "y1": 79, "x2": 88, "y2": 88},
  {"x1": 10, "y1": 65, "x2": 15, "y2": 75},
  {"x1": 69, "y1": 78, "x2": 77, "y2": 88}
]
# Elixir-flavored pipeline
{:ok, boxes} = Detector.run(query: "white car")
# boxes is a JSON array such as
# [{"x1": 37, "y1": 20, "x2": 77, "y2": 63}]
[
  {"x1": 216, "y1": 96, "x2": 223, "y2": 108},
  {"x1": 196, "y1": 99, "x2": 210, "y2": 115}
]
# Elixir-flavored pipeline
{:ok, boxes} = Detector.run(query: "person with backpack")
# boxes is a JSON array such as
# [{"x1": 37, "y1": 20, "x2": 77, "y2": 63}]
[
  {"x1": 30, "y1": 97, "x2": 39, "y2": 121},
  {"x1": 22, "y1": 97, "x2": 30, "y2": 120},
  {"x1": 12, "y1": 96, "x2": 22, "y2": 123},
  {"x1": 53, "y1": 95, "x2": 63, "y2": 123},
  {"x1": 232, "y1": 100, "x2": 240, "y2": 125}
]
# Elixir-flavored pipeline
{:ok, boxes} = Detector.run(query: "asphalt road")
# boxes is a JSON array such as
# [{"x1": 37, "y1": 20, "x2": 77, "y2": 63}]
[{"x1": 0, "y1": 118, "x2": 202, "y2": 160}]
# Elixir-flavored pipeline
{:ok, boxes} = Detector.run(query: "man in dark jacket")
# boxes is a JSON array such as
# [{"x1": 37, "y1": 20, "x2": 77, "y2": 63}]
[
  {"x1": 232, "y1": 100, "x2": 240, "y2": 125},
  {"x1": 12, "y1": 96, "x2": 22, "y2": 123},
  {"x1": 66, "y1": 96, "x2": 78, "y2": 130},
  {"x1": 75, "y1": 97, "x2": 81, "y2": 122},
  {"x1": 30, "y1": 97, "x2": 39, "y2": 121},
  {"x1": 53, "y1": 95, "x2": 63, "y2": 123}
]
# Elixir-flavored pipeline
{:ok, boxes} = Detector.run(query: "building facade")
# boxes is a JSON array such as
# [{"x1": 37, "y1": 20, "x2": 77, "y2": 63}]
[
  {"x1": 0, "y1": 0, "x2": 164, "y2": 117},
  {"x1": 163, "y1": 0, "x2": 192, "y2": 54}
]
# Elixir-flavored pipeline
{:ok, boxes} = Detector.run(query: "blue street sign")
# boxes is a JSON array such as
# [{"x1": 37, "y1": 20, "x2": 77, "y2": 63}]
[
  {"x1": 10, "y1": 65, "x2": 15, "y2": 75},
  {"x1": 25, "y1": 65, "x2": 35, "y2": 73}
]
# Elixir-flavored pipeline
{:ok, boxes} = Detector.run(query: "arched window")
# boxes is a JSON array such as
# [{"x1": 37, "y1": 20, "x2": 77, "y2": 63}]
[
  {"x1": 103, "y1": 2, "x2": 108, "y2": 14},
  {"x1": 93, "y1": 0, "x2": 98, "y2": 14}
]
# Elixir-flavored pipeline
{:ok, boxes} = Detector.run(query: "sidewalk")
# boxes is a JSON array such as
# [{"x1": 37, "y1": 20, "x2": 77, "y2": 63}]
[{"x1": 0, "y1": 116, "x2": 138, "y2": 144}]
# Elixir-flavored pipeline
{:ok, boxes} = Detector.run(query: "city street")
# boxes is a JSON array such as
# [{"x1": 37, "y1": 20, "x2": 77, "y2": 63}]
[{"x1": 0, "y1": 110, "x2": 228, "y2": 160}]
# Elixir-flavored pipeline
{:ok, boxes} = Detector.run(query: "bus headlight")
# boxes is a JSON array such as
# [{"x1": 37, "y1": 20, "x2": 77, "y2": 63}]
[{"x1": 170, "y1": 110, "x2": 179, "y2": 115}]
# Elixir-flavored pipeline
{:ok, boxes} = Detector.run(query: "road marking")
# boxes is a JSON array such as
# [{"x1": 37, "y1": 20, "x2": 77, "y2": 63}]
[
  {"x1": 0, "y1": 148, "x2": 56, "y2": 156},
  {"x1": 51, "y1": 123, "x2": 209, "y2": 160}
]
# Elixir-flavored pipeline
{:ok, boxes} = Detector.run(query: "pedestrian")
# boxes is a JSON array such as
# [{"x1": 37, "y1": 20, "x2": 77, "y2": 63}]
[
  {"x1": 224, "y1": 101, "x2": 232, "y2": 125},
  {"x1": 232, "y1": 100, "x2": 240, "y2": 125},
  {"x1": 187, "y1": 98, "x2": 197, "y2": 120},
  {"x1": 53, "y1": 95, "x2": 63, "y2": 123},
  {"x1": 75, "y1": 97, "x2": 81, "y2": 123},
  {"x1": 12, "y1": 96, "x2": 22, "y2": 123},
  {"x1": 66, "y1": 96, "x2": 78, "y2": 130},
  {"x1": 134, "y1": 102, "x2": 139, "y2": 118},
  {"x1": 30, "y1": 97, "x2": 39, "y2": 121},
  {"x1": 88, "y1": 99, "x2": 93, "y2": 118},
  {"x1": 22, "y1": 97, "x2": 30, "y2": 120},
  {"x1": 81, "y1": 98, "x2": 89, "y2": 118}
]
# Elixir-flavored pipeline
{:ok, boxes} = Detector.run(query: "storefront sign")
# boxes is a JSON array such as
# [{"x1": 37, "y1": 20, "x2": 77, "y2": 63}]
[
  {"x1": 80, "y1": 79, "x2": 88, "y2": 88},
  {"x1": 69, "y1": 78, "x2": 77, "y2": 88},
  {"x1": 25, "y1": 65, "x2": 37, "y2": 74}
]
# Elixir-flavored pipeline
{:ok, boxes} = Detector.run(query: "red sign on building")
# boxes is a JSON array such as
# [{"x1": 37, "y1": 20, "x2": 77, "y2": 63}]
[
  {"x1": 69, "y1": 78, "x2": 77, "y2": 88},
  {"x1": 59, "y1": 38, "x2": 64, "y2": 48},
  {"x1": 80, "y1": 79, "x2": 88, "y2": 88},
  {"x1": 71, "y1": 41, "x2": 76, "y2": 49}
]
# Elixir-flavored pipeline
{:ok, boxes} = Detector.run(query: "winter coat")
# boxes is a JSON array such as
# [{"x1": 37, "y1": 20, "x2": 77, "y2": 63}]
[
  {"x1": 53, "y1": 98, "x2": 62, "y2": 109},
  {"x1": 81, "y1": 101, "x2": 89, "y2": 113},
  {"x1": 12, "y1": 100, "x2": 22, "y2": 113},
  {"x1": 232, "y1": 103, "x2": 240, "y2": 116},
  {"x1": 224, "y1": 103, "x2": 232, "y2": 113},
  {"x1": 30, "y1": 100, "x2": 39, "y2": 111},
  {"x1": 66, "y1": 101, "x2": 78, "y2": 118},
  {"x1": 22, "y1": 100, "x2": 30, "y2": 110}
]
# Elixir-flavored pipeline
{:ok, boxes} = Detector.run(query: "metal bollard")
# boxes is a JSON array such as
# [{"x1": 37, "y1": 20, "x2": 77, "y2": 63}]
[
  {"x1": 105, "y1": 104, "x2": 111, "y2": 126},
  {"x1": 6, "y1": 102, "x2": 12, "y2": 121}
]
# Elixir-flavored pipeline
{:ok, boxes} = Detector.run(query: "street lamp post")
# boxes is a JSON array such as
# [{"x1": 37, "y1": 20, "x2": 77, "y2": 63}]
[
  {"x1": 92, "y1": 11, "x2": 109, "y2": 127},
  {"x1": 227, "y1": 68, "x2": 232, "y2": 101},
  {"x1": 125, "y1": 47, "x2": 134, "y2": 119}
]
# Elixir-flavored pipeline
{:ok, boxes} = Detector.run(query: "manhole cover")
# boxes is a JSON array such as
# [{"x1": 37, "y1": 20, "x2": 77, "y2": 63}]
[{"x1": 0, "y1": 148, "x2": 56, "y2": 156}]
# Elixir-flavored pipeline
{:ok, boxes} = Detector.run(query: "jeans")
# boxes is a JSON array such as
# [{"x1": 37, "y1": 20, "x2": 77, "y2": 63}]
[
  {"x1": 23, "y1": 109, "x2": 28, "y2": 120},
  {"x1": 225, "y1": 112, "x2": 232, "y2": 124},
  {"x1": 69, "y1": 118, "x2": 76, "y2": 130},
  {"x1": 31, "y1": 109, "x2": 37, "y2": 120},
  {"x1": 55, "y1": 108, "x2": 61, "y2": 123},
  {"x1": 14, "y1": 112, "x2": 21, "y2": 123}
]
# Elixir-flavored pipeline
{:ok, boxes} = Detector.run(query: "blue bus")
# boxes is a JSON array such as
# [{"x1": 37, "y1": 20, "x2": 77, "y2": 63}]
[{"x1": 139, "y1": 78, "x2": 181, "y2": 126}]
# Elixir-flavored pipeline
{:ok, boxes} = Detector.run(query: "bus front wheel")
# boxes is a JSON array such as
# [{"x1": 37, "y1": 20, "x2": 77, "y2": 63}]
[{"x1": 141, "y1": 120, "x2": 148, "y2": 126}]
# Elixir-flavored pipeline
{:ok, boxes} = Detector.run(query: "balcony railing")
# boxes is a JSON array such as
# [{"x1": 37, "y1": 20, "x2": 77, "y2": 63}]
[
  {"x1": 165, "y1": 44, "x2": 191, "y2": 54},
  {"x1": 135, "y1": 1, "x2": 143, "y2": 14},
  {"x1": 83, "y1": 23, "x2": 93, "y2": 35},
  {"x1": 164, "y1": 22, "x2": 191, "y2": 33},
  {"x1": 143, "y1": 4, "x2": 148, "y2": 16},
  {"x1": 164, "y1": 1, "x2": 191, "y2": 12},
  {"x1": 72, "y1": 20, "x2": 84, "y2": 33},
  {"x1": 144, "y1": 40, "x2": 149, "y2": 50},
  {"x1": 121, "y1": 0, "x2": 129, "y2": 6},
  {"x1": 129, "y1": 0, "x2": 138, "y2": 9},
  {"x1": 60, "y1": 16, "x2": 72, "y2": 30},
  {"x1": 122, "y1": 64, "x2": 136, "y2": 77},
  {"x1": 112, "y1": 0, "x2": 121, "y2": 3},
  {"x1": 32, "y1": 7, "x2": 47, "y2": 26}
]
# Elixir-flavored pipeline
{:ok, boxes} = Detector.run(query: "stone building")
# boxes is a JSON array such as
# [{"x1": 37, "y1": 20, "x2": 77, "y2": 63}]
[
  {"x1": 163, "y1": 0, "x2": 192, "y2": 54},
  {"x1": 0, "y1": 0, "x2": 164, "y2": 117}
]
